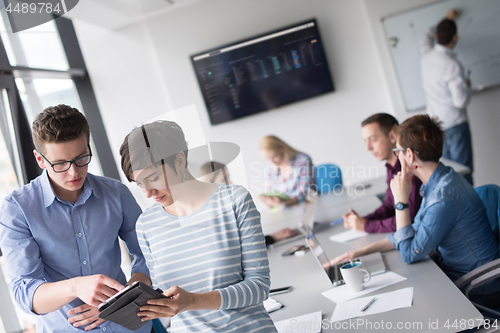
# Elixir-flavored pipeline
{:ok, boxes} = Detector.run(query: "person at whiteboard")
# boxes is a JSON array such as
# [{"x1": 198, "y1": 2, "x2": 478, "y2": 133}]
[
  {"x1": 259, "y1": 135, "x2": 314, "y2": 208},
  {"x1": 420, "y1": 8, "x2": 473, "y2": 185}
]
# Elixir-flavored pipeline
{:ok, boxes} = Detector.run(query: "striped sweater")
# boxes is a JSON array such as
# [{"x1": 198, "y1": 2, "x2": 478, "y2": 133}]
[{"x1": 136, "y1": 184, "x2": 277, "y2": 332}]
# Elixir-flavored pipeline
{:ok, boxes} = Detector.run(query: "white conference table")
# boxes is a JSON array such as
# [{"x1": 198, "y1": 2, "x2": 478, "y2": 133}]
[{"x1": 259, "y1": 159, "x2": 481, "y2": 332}]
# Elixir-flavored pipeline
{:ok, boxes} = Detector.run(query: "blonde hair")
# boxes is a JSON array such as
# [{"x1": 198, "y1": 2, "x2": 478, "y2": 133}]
[{"x1": 260, "y1": 135, "x2": 301, "y2": 161}]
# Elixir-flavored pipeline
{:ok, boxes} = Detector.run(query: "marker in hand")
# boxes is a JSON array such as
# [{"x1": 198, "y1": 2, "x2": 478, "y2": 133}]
[{"x1": 331, "y1": 218, "x2": 344, "y2": 226}]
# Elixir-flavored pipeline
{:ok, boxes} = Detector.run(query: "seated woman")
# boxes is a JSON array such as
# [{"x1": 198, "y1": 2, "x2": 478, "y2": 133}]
[
  {"x1": 199, "y1": 161, "x2": 298, "y2": 246},
  {"x1": 328, "y1": 115, "x2": 500, "y2": 307},
  {"x1": 120, "y1": 121, "x2": 277, "y2": 332},
  {"x1": 260, "y1": 135, "x2": 314, "y2": 207}
]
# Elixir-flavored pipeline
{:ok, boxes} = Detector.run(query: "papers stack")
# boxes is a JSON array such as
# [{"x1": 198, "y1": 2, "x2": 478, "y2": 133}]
[
  {"x1": 331, "y1": 288, "x2": 413, "y2": 322},
  {"x1": 322, "y1": 271, "x2": 413, "y2": 323}
]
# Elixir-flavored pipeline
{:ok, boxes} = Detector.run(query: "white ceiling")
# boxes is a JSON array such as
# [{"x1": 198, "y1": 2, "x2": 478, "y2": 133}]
[
  {"x1": 65, "y1": 0, "x2": 205, "y2": 29},
  {"x1": 96, "y1": 0, "x2": 174, "y2": 15}
]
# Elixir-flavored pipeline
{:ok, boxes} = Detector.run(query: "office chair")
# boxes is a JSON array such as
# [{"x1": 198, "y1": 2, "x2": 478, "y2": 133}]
[
  {"x1": 454, "y1": 185, "x2": 500, "y2": 329},
  {"x1": 476, "y1": 185, "x2": 500, "y2": 242},
  {"x1": 314, "y1": 164, "x2": 342, "y2": 194}
]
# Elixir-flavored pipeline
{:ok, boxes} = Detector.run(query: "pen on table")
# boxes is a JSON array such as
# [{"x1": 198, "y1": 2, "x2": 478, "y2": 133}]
[
  {"x1": 360, "y1": 297, "x2": 376, "y2": 312},
  {"x1": 331, "y1": 218, "x2": 344, "y2": 226}
]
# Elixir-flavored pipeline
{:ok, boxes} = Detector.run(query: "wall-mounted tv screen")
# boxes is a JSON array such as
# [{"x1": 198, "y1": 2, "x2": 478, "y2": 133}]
[{"x1": 191, "y1": 19, "x2": 334, "y2": 125}]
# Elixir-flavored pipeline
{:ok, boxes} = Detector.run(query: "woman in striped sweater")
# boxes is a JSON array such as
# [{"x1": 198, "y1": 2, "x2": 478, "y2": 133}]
[{"x1": 119, "y1": 120, "x2": 277, "y2": 332}]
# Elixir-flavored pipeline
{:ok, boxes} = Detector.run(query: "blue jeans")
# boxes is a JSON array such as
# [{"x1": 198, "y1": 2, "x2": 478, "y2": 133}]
[{"x1": 443, "y1": 122, "x2": 474, "y2": 185}]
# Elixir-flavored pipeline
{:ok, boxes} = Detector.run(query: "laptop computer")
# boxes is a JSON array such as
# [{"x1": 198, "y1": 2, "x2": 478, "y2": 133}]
[
  {"x1": 268, "y1": 190, "x2": 318, "y2": 248},
  {"x1": 305, "y1": 229, "x2": 386, "y2": 286}
]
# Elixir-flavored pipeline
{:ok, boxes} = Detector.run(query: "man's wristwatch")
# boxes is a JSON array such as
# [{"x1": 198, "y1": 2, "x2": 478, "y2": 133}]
[{"x1": 395, "y1": 202, "x2": 409, "y2": 211}]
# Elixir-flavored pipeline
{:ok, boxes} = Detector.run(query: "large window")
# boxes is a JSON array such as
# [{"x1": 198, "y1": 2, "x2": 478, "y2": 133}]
[{"x1": 0, "y1": 8, "x2": 120, "y2": 333}]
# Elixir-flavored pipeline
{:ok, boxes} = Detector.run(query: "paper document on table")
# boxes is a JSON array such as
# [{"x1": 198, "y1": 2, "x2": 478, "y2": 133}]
[
  {"x1": 263, "y1": 297, "x2": 283, "y2": 313},
  {"x1": 322, "y1": 271, "x2": 407, "y2": 304},
  {"x1": 331, "y1": 287, "x2": 413, "y2": 322},
  {"x1": 274, "y1": 311, "x2": 322, "y2": 333},
  {"x1": 329, "y1": 230, "x2": 368, "y2": 243}
]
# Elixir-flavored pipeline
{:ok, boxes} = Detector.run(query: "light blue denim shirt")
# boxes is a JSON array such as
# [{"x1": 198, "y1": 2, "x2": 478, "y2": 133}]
[
  {"x1": 387, "y1": 163, "x2": 499, "y2": 295},
  {"x1": 0, "y1": 170, "x2": 151, "y2": 333}
]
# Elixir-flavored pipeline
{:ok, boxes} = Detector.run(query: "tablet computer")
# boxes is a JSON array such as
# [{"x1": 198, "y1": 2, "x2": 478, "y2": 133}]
[{"x1": 98, "y1": 281, "x2": 167, "y2": 330}]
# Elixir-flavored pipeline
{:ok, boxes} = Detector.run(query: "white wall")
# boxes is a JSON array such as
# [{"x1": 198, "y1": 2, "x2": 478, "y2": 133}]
[
  {"x1": 72, "y1": 0, "x2": 499, "y2": 202},
  {"x1": 73, "y1": 20, "x2": 176, "y2": 206},
  {"x1": 141, "y1": 0, "x2": 392, "y2": 195},
  {"x1": 74, "y1": 20, "x2": 173, "y2": 171}
]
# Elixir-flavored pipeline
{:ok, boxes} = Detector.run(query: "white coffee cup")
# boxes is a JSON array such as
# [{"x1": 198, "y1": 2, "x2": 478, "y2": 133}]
[{"x1": 340, "y1": 262, "x2": 371, "y2": 292}]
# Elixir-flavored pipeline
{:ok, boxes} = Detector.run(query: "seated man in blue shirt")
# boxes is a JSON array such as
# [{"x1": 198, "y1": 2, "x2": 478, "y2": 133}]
[
  {"x1": 328, "y1": 114, "x2": 500, "y2": 308},
  {"x1": 0, "y1": 105, "x2": 152, "y2": 332}
]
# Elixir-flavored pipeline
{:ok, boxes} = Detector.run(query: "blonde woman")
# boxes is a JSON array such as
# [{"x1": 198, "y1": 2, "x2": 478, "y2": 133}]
[{"x1": 260, "y1": 135, "x2": 314, "y2": 207}]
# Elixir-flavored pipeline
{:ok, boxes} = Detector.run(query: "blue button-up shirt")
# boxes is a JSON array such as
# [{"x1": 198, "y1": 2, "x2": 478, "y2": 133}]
[
  {"x1": 387, "y1": 163, "x2": 499, "y2": 295},
  {"x1": 0, "y1": 171, "x2": 151, "y2": 333}
]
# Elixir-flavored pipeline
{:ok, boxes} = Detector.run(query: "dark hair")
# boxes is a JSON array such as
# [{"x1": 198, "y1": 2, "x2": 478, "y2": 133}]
[
  {"x1": 436, "y1": 19, "x2": 457, "y2": 45},
  {"x1": 32, "y1": 104, "x2": 90, "y2": 153},
  {"x1": 361, "y1": 113, "x2": 399, "y2": 136},
  {"x1": 120, "y1": 120, "x2": 189, "y2": 182},
  {"x1": 398, "y1": 115, "x2": 443, "y2": 163},
  {"x1": 199, "y1": 161, "x2": 229, "y2": 183}
]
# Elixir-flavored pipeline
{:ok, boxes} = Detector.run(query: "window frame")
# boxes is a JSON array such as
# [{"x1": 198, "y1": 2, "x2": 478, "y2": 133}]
[{"x1": 0, "y1": 15, "x2": 120, "y2": 184}]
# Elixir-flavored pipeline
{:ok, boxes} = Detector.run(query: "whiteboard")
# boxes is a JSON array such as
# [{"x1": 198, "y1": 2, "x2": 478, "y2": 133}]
[{"x1": 382, "y1": 0, "x2": 500, "y2": 111}]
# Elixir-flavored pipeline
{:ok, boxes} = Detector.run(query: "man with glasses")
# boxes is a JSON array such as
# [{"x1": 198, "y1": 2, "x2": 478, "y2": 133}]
[
  {"x1": 342, "y1": 113, "x2": 422, "y2": 233},
  {"x1": 0, "y1": 105, "x2": 152, "y2": 332}
]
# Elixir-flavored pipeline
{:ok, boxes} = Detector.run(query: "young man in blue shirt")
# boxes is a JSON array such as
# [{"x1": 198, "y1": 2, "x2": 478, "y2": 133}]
[{"x1": 0, "y1": 105, "x2": 152, "y2": 332}]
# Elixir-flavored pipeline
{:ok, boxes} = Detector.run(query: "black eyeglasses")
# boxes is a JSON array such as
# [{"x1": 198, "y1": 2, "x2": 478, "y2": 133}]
[
  {"x1": 392, "y1": 147, "x2": 420, "y2": 158},
  {"x1": 39, "y1": 144, "x2": 92, "y2": 173}
]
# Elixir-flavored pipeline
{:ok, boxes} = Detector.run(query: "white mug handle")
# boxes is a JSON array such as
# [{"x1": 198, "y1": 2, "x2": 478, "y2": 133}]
[{"x1": 360, "y1": 268, "x2": 371, "y2": 286}]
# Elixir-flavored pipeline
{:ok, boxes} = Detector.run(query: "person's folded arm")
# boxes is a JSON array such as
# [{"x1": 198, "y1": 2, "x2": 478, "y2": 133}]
[
  {"x1": 364, "y1": 185, "x2": 397, "y2": 232},
  {"x1": 364, "y1": 171, "x2": 396, "y2": 221},
  {"x1": 387, "y1": 200, "x2": 458, "y2": 264},
  {"x1": 217, "y1": 189, "x2": 270, "y2": 310},
  {"x1": 365, "y1": 216, "x2": 397, "y2": 233},
  {"x1": 363, "y1": 202, "x2": 395, "y2": 222}
]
